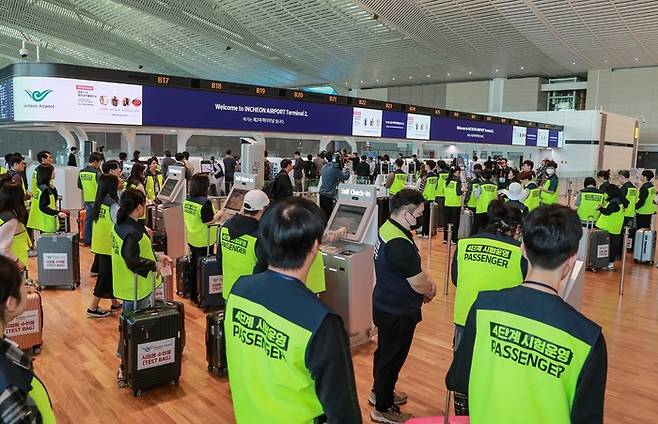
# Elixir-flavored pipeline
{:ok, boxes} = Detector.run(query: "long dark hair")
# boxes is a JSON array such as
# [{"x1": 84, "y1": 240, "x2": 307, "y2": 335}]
[
  {"x1": 0, "y1": 255, "x2": 22, "y2": 323},
  {"x1": 485, "y1": 199, "x2": 523, "y2": 237},
  {"x1": 91, "y1": 174, "x2": 119, "y2": 222},
  {"x1": 189, "y1": 173, "x2": 210, "y2": 198},
  {"x1": 117, "y1": 189, "x2": 146, "y2": 224},
  {"x1": 447, "y1": 165, "x2": 461, "y2": 181},
  {"x1": 127, "y1": 162, "x2": 145, "y2": 187},
  {"x1": 36, "y1": 164, "x2": 54, "y2": 187},
  {"x1": 0, "y1": 182, "x2": 28, "y2": 223}
]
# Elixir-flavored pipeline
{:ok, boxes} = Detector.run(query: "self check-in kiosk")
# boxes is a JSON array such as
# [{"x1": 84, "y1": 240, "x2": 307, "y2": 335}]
[
  {"x1": 320, "y1": 184, "x2": 378, "y2": 347},
  {"x1": 217, "y1": 172, "x2": 257, "y2": 225},
  {"x1": 152, "y1": 166, "x2": 186, "y2": 259}
]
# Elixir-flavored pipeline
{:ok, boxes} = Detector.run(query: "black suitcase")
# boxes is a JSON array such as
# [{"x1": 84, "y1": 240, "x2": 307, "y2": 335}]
[
  {"x1": 206, "y1": 311, "x2": 227, "y2": 376},
  {"x1": 175, "y1": 256, "x2": 191, "y2": 298},
  {"x1": 587, "y1": 228, "x2": 610, "y2": 269},
  {"x1": 120, "y1": 273, "x2": 183, "y2": 396},
  {"x1": 197, "y1": 226, "x2": 224, "y2": 311}
]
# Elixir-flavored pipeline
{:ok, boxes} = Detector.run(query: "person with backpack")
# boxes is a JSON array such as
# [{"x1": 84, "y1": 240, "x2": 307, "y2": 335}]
[
  {"x1": 211, "y1": 157, "x2": 225, "y2": 195},
  {"x1": 268, "y1": 159, "x2": 294, "y2": 202},
  {"x1": 304, "y1": 154, "x2": 318, "y2": 189}
]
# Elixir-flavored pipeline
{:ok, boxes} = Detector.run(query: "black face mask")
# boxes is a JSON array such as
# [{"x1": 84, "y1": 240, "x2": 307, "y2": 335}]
[{"x1": 405, "y1": 212, "x2": 423, "y2": 231}]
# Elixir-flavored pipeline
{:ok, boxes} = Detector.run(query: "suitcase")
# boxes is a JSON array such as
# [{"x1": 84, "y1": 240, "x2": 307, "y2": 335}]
[
  {"x1": 5, "y1": 274, "x2": 43, "y2": 355},
  {"x1": 457, "y1": 208, "x2": 473, "y2": 239},
  {"x1": 197, "y1": 226, "x2": 224, "y2": 310},
  {"x1": 36, "y1": 225, "x2": 80, "y2": 290},
  {"x1": 633, "y1": 228, "x2": 656, "y2": 264},
  {"x1": 206, "y1": 311, "x2": 228, "y2": 376},
  {"x1": 120, "y1": 273, "x2": 183, "y2": 396},
  {"x1": 587, "y1": 229, "x2": 610, "y2": 269},
  {"x1": 76, "y1": 209, "x2": 85, "y2": 240},
  {"x1": 429, "y1": 202, "x2": 440, "y2": 236},
  {"x1": 176, "y1": 256, "x2": 192, "y2": 298},
  {"x1": 435, "y1": 197, "x2": 446, "y2": 229}
]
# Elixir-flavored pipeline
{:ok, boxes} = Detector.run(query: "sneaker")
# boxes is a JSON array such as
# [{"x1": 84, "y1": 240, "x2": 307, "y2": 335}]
[
  {"x1": 419, "y1": 235, "x2": 429, "y2": 239},
  {"x1": 606, "y1": 263, "x2": 616, "y2": 271},
  {"x1": 86, "y1": 308, "x2": 110, "y2": 318},
  {"x1": 110, "y1": 303, "x2": 123, "y2": 313},
  {"x1": 370, "y1": 405, "x2": 412, "y2": 424},
  {"x1": 368, "y1": 391, "x2": 408, "y2": 406}
]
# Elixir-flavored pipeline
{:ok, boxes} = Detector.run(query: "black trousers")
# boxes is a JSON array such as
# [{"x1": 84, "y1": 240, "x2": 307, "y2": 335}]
[
  {"x1": 372, "y1": 308, "x2": 418, "y2": 412},
  {"x1": 443, "y1": 206, "x2": 460, "y2": 243},
  {"x1": 319, "y1": 195, "x2": 335, "y2": 222},
  {"x1": 637, "y1": 213, "x2": 652, "y2": 230},
  {"x1": 189, "y1": 244, "x2": 214, "y2": 303},
  {"x1": 422, "y1": 201, "x2": 432, "y2": 236},
  {"x1": 609, "y1": 233, "x2": 622, "y2": 263},
  {"x1": 225, "y1": 180, "x2": 233, "y2": 195}
]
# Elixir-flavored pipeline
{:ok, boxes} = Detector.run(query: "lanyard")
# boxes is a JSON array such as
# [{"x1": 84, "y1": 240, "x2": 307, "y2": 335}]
[{"x1": 522, "y1": 281, "x2": 558, "y2": 295}]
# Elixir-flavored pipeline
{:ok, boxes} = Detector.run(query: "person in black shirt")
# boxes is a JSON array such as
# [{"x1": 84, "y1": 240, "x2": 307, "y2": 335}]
[
  {"x1": 350, "y1": 152, "x2": 360, "y2": 173},
  {"x1": 635, "y1": 170, "x2": 656, "y2": 230},
  {"x1": 371, "y1": 189, "x2": 437, "y2": 424},
  {"x1": 131, "y1": 150, "x2": 141, "y2": 163},
  {"x1": 293, "y1": 151, "x2": 304, "y2": 192},
  {"x1": 495, "y1": 158, "x2": 512, "y2": 189},
  {"x1": 304, "y1": 154, "x2": 317, "y2": 181},
  {"x1": 447, "y1": 205, "x2": 606, "y2": 423},
  {"x1": 67, "y1": 146, "x2": 78, "y2": 167},
  {"x1": 597, "y1": 170, "x2": 610, "y2": 193},
  {"x1": 596, "y1": 184, "x2": 625, "y2": 270},
  {"x1": 357, "y1": 155, "x2": 371, "y2": 182},
  {"x1": 269, "y1": 159, "x2": 294, "y2": 201},
  {"x1": 223, "y1": 150, "x2": 237, "y2": 194}
]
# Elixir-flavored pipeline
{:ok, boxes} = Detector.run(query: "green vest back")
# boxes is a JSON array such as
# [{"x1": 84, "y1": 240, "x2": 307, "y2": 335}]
[
  {"x1": 306, "y1": 253, "x2": 326, "y2": 294},
  {"x1": 454, "y1": 237, "x2": 523, "y2": 325},
  {"x1": 30, "y1": 376, "x2": 56, "y2": 424},
  {"x1": 91, "y1": 201, "x2": 115, "y2": 255},
  {"x1": 79, "y1": 169, "x2": 98, "y2": 203},
  {"x1": 0, "y1": 213, "x2": 31, "y2": 265},
  {"x1": 476, "y1": 183, "x2": 498, "y2": 214},
  {"x1": 111, "y1": 226, "x2": 161, "y2": 301},
  {"x1": 226, "y1": 291, "x2": 325, "y2": 423},
  {"x1": 444, "y1": 180, "x2": 462, "y2": 207},
  {"x1": 576, "y1": 190, "x2": 604, "y2": 222},
  {"x1": 183, "y1": 199, "x2": 217, "y2": 248},
  {"x1": 540, "y1": 178, "x2": 559, "y2": 205},
  {"x1": 636, "y1": 185, "x2": 657, "y2": 215},
  {"x1": 423, "y1": 176, "x2": 437, "y2": 201},
  {"x1": 389, "y1": 171, "x2": 407, "y2": 195},
  {"x1": 31, "y1": 168, "x2": 38, "y2": 193},
  {"x1": 624, "y1": 185, "x2": 637, "y2": 217},
  {"x1": 595, "y1": 201, "x2": 625, "y2": 235},
  {"x1": 470, "y1": 309, "x2": 592, "y2": 423},
  {"x1": 220, "y1": 226, "x2": 258, "y2": 300},
  {"x1": 27, "y1": 186, "x2": 57, "y2": 233},
  {"x1": 523, "y1": 184, "x2": 542, "y2": 212},
  {"x1": 145, "y1": 173, "x2": 164, "y2": 201},
  {"x1": 436, "y1": 172, "x2": 448, "y2": 198},
  {"x1": 467, "y1": 181, "x2": 480, "y2": 208},
  {"x1": 0, "y1": 167, "x2": 5, "y2": 175}
]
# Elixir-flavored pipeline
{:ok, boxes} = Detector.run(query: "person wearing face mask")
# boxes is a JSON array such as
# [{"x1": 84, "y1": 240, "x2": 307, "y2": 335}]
[
  {"x1": 540, "y1": 160, "x2": 559, "y2": 205},
  {"x1": 371, "y1": 189, "x2": 437, "y2": 423},
  {"x1": 443, "y1": 166, "x2": 464, "y2": 245},
  {"x1": 144, "y1": 157, "x2": 164, "y2": 201}
]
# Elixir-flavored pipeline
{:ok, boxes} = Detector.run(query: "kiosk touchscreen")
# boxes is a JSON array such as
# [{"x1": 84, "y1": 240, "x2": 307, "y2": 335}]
[
  {"x1": 152, "y1": 170, "x2": 186, "y2": 259},
  {"x1": 217, "y1": 173, "x2": 257, "y2": 225},
  {"x1": 156, "y1": 173, "x2": 184, "y2": 204},
  {"x1": 121, "y1": 163, "x2": 133, "y2": 182}
]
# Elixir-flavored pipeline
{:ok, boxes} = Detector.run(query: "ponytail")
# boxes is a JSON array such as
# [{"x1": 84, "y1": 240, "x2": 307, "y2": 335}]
[
  {"x1": 117, "y1": 188, "x2": 146, "y2": 224},
  {"x1": 447, "y1": 165, "x2": 461, "y2": 181},
  {"x1": 485, "y1": 199, "x2": 523, "y2": 236}
]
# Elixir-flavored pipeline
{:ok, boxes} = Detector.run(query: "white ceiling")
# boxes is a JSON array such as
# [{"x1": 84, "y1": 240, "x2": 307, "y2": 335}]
[{"x1": 0, "y1": 0, "x2": 657, "y2": 89}]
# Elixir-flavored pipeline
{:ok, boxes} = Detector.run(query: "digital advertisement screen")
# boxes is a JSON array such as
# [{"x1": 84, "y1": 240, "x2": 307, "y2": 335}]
[
  {"x1": 381, "y1": 110, "x2": 407, "y2": 139},
  {"x1": 525, "y1": 127, "x2": 538, "y2": 146},
  {"x1": 548, "y1": 130, "x2": 560, "y2": 147},
  {"x1": 406, "y1": 113, "x2": 430, "y2": 140},
  {"x1": 0, "y1": 79, "x2": 13, "y2": 122},
  {"x1": 352, "y1": 107, "x2": 382, "y2": 137},
  {"x1": 12, "y1": 76, "x2": 142, "y2": 125},
  {"x1": 430, "y1": 116, "x2": 513, "y2": 145},
  {"x1": 537, "y1": 129, "x2": 550, "y2": 147},
  {"x1": 329, "y1": 204, "x2": 367, "y2": 234},
  {"x1": 512, "y1": 126, "x2": 527, "y2": 146}
]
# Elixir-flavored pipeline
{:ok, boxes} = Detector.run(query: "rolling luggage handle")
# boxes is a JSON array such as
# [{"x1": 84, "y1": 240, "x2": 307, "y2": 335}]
[
  {"x1": 584, "y1": 216, "x2": 594, "y2": 269},
  {"x1": 56, "y1": 196, "x2": 70, "y2": 234},
  {"x1": 443, "y1": 223, "x2": 453, "y2": 296},
  {"x1": 619, "y1": 226, "x2": 630, "y2": 296},
  {"x1": 132, "y1": 271, "x2": 159, "y2": 313}
]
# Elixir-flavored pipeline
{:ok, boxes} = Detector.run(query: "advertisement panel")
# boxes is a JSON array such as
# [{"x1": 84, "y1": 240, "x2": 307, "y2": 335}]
[
  {"x1": 526, "y1": 128, "x2": 538, "y2": 146},
  {"x1": 352, "y1": 107, "x2": 382, "y2": 137},
  {"x1": 430, "y1": 116, "x2": 513, "y2": 144},
  {"x1": 12, "y1": 76, "x2": 142, "y2": 125},
  {"x1": 406, "y1": 113, "x2": 431, "y2": 140},
  {"x1": 381, "y1": 111, "x2": 407, "y2": 139},
  {"x1": 549, "y1": 130, "x2": 560, "y2": 147},
  {"x1": 512, "y1": 126, "x2": 527, "y2": 146},
  {"x1": 537, "y1": 129, "x2": 550, "y2": 147}
]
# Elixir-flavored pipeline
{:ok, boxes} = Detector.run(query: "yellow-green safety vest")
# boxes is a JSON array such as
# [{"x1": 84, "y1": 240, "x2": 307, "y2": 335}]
[
  {"x1": 636, "y1": 184, "x2": 657, "y2": 215},
  {"x1": 436, "y1": 172, "x2": 448, "y2": 198},
  {"x1": 388, "y1": 171, "x2": 407, "y2": 196},
  {"x1": 454, "y1": 236, "x2": 523, "y2": 326},
  {"x1": 596, "y1": 201, "x2": 625, "y2": 235},
  {"x1": 422, "y1": 175, "x2": 437, "y2": 201},
  {"x1": 111, "y1": 226, "x2": 161, "y2": 301},
  {"x1": 540, "y1": 177, "x2": 559, "y2": 205},
  {"x1": 469, "y1": 308, "x2": 594, "y2": 423},
  {"x1": 79, "y1": 168, "x2": 99, "y2": 203},
  {"x1": 623, "y1": 185, "x2": 637, "y2": 218},
  {"x1": 183, "y1": 199, "x2": 218, "y2": 248},
  {"x1": 27, "y1": 185, "x2": 58, "y2": 233},
  {"x1": 466, "y1": 181, "x2": 480, "y2": 208},
  {"x1": 30, "y1": 376, "x2": 56, "y2": 424},
  {"x1": 444, "y1": 179, "x2": 462, "y2": 208},
  {"x1": 476, "y1": 182, "x2": 498, "y2": 214},
  {"x1": 306, "y1": 253, "x2": 325, "y2": 294},
  {"x1": 576, "y1": 189, "x2": 605, "y2": 222},
  {"x1": 523, "y1": 183, "x2": 542, "y2": 212},
  {"x1": 0, "y1": 212, "x2": 31, "y2": 265},
  {"x1": 31, "y1": 168, "x2": 38, "y2": 193},
  {"x1": 91, "y1": 198, "x2": 116, "y2": 255},
  {"x1": 220, "y1": 226, "x2": 258, "y2": 300},
  {"x1": 0, "y1": 167, "x2": 6, "y2": 175},
  {"x1": 145, "y1": 173, "x2": 164, "y2": 201}
]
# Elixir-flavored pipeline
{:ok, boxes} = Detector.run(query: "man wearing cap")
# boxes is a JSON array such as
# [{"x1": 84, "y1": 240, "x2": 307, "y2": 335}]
[
  {"x1": 217, "y1": 189, "x2": 270, "y2": 300},
  {"x1": 501, "y1": 182, "x2": 529, "y2": 216}
]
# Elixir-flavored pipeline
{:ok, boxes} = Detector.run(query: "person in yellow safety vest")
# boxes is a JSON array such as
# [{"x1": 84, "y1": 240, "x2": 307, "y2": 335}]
[
  {"x1": 78, "y1": 152, "x2": 103, "y2": 246},
  {"x1": 385, "y1": 158, "x2": 407, "y2": 213},
  {"x1": 635, "y1": 170, "x2": 657, "y2": 230},
  {"x1": 575, "y1": 177, "x2": 605, "y2": 223},
  {"x1": 519, "y1": 170, "x2": 541, "y2": 213},
  {"x1": 101, "y1": 160, "x2": 125, "y2": 194},
  {"x1": 125, "y1": 163, "x2": 148, "y2": 225},
  {"x1": 444, "y1": 166, "x2": 464, "y2": 245},
  {"x1": 539, "y1": 160, "x2": 559, "y2": 205},
  {"x1": 225, "y1": 197, "x2": 361, "y2": 423},
  {"x1": 86, "y1": 174, "x2": 123, "y2": 319},
  {"x1": 0, "y1": 182, "x2": 31, "y2": 271},
  {"x1": 435, "y1": 161, "x2": 449, "y2": 220},
  {"x1": 27, "y1": 165, "x2": 66, "y2": 234},
  {"x1": 111, "y1": 188, "x2": 171, "y2": 385},
  {"x1": 465, "y1": 164, "x2": 483, "y2": 215},
  {"x1": 31, "y1": 151, "x2": 54, "y2": 194},
  {"x1": 183, "y1": 174, "x2": 225, "y2": 302},
  {"x1": 144, "y1": 158, "x2": 164, "y2": 202},
  {"x1": 419, "y1": 160, "x2": 438, "y2": 239},
  {"x1": 617, "y1": 170, "x2": 637, "y2": 236},
  {"x1": 0, "y1": 256, "x2": 57, "y2": 423},
  {"x1": 595, "y1": 184, "x2": 625, "y2": 271},
  {"x1": 447, "y1": 205, "x2": 607, "y2": 424},
  {"x1": 474, "y1": 168, "x2": 497, "y2": 235}
]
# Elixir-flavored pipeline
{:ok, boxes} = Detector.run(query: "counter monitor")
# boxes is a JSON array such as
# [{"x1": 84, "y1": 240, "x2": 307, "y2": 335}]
[{"x1": 158, "y1": 178, "x2": 178, "y2": 197}]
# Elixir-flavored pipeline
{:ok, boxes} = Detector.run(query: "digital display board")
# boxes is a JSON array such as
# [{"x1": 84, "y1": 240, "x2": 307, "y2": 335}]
[
  {"x1": 382, "y1": 111, "x2": 407, "y2": 139},
  {"x1": 525, "y1": 127, "x2": 538, "y2": 146},
  {"x1": 352, "y1": 107, "x2": 382, "y2": 137},
  {"x1": 0, "y1": 79, "x2": 13, "y2": 122},
  {"x1": 512, "y1": 126, "x2": 527, "y2": 146},
  {"x1": 537, "y1": 129, "x2": 550, "y2": 147},
  {"x1": 430, "y1": 116, "x2": 513, "y2": 145},
  {"x1": 406, "y1": 113, "x2": 430, "y2": 140}
]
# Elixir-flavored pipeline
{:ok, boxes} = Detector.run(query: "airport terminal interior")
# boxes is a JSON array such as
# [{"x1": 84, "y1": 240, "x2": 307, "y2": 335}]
[{"x1": 1, "y1": 1, "x2": 658, "y2": 423}]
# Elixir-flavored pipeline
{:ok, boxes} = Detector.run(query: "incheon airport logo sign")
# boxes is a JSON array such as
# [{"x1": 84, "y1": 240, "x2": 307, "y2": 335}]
[{"x1": 24, "y1": 89, "x2": 53, "y2": 102}]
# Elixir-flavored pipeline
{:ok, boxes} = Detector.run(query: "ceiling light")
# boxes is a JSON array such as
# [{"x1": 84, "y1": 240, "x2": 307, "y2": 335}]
[
  {"x1": 520, "y1": 66, "x2": 524, "y2": 70},
  {"x1": 360, "y1": 80, "x2": 363, "y2": 83},
  {"x1": 392, "y1": 77, "x2": 396, "y2": 81},
  {"x1": 376, "y1": 79, "x2": 380, "y2": 82},
  {"x1": 409, "y1": 76, "x2": 413, "y2": 79},
  {"x1": 572, "y1": 62, "x2": 576, "y2": 65},
  {"x1": 427, "y1": 74, "x2": 431, "y2": 78},
  {"x1": 468, "y1": 71, "x2": 472, "y2": 75},
  {"x1": 635, "y1": 57, "x2": 639, "y2": 61},
  {"x1": 604, "y1": 59, "x2": 608, "y2": 63},
  {"x1": 345, "y1": 82, "x2": 348, "y2": 85},
  {"x1": 446, "y1": 73, "x2": 451, "y2": 76},
  {"x1": 495, "y1": 69, "x2": 499, "y2": 72}
]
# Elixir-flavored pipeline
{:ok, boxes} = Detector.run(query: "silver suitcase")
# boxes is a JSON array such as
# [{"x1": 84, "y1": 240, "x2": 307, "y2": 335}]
[
  {"x1": 36, "y1": 232, "x2": 80, "y2": 290},
  {"x1": 633, "y1": 228, "x2": 656, "y2": 264},
  {"x1": 458, "y1": 208, "x2": 473, "y2": 239}
]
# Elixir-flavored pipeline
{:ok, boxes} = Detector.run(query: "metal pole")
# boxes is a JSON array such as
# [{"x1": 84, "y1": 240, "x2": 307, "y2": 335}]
[
  {"x1": 428, "y1": 202, "x2": 435, "y2": 256},
  {"x1": 619, "y1": 226, "x2": 630, "y2": 295},
  {"x1": 444, "y1": 223, "x2": 453, "y2": 296},
  {"x1": 443, "y1": 390, "x2": 452, "y2": 424}
]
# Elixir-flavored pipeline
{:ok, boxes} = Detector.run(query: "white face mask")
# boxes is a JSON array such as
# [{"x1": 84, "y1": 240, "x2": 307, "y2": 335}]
[{"x1": 546, "y1": 168, "x2": 555, "y2": 175}]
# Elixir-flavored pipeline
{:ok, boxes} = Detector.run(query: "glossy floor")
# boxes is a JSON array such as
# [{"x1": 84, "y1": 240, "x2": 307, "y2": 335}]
[{"x1": 29, "y1": 240, "x2": 657, "y2": 423}]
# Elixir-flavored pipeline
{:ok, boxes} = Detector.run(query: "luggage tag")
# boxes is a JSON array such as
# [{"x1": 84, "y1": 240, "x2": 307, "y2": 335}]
[{"x1": 160, "y1": 263, "x2": 172, "y2": 277}]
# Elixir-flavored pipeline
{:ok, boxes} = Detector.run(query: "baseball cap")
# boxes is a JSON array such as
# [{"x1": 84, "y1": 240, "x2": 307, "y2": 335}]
[{"x1": 243, "y1": 189, "x2": 270, "y2": 212}]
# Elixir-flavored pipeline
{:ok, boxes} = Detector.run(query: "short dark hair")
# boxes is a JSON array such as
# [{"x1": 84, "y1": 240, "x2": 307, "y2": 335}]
[
  {"x1": 426, "y1": 160, "x2": 436, "y2": 170},
  {"x1": 133, "y1": 150, "x2": 141, "y2": 159},
  {"x1": 546, "y1": 160, "x2": 557, "y2": 169},
  {"x1": 259, "y1": 197, "x2": 325, "y2": 270},
  {"x1": 394, "y1": 158, "x2": 404, "y2": 168},
  {"x1": 485, "y1": 199, "x2": 523, "y2": 235},
  {"x1": 147, "y1": 157, "x2": 159, "y2": 167},
  {"x1": 597, "y1": 170, "x2": 610, "y2": 180},
  {"x1": 642, "y1": 170, "x2": 654, "y2": 181},
  {"x1": 481, "y1": 168, "x2": 493, "y2": 181},
  {"x1": 9, "y1": 154, "x2": 23, "y2": 167},
  {"x1": 518, "y1": 170, "x2": 534, "y2": 181},
  {"x1": 36, "y1": 164, "x2": 54, "y2": 187},
  {"x1": 175, "y1": 152, "x2": 184, "y2": 162},
  {"x1": 307, "y1": 154, "x2": 313, "y2": 161},
  {"x1": 521, "y1": 160, "x2": 534, "y2": 169},
  {"x1": 119, "y1": 152, "x2": 128, "y2": 161},
  {"x1": 102, "y1": 160, "x2": 121, "y2": 174},
  {"x1": 183, "y1": 151, "x2": 190, "y2": 160},
  {"x1": 618, "y1": 170, "x2": 630, "y2": 179},
  {"x1": 523, "y1": 205, "x2": 582, "y2": 270},
  {"x1": 226, "y1": 150, "x2": 232, "y2": 156},
  {"x1": 36, "y1": 151, "x2": 51, "y2": 163},
  {"x1": 391, "y1": 189, "x2": 424, "y2": 214},
  {"x1": 0, "y1": 255, "x2": 23, "y2": 323},
  {"x1": 189, "y1": 173, "x2": 210, "y2": 197},
  {"x1": 164, "y1": 150, "x2": 172, "y2": 157},
  {"x1": 361, "y1": 155, "x2": 367, "y2": 161},
  {"x1": 280, "y1": 158, "x2": 292, "y2": 169},
  {"x1": 71, "y1": 147, "x2": 77, "y2": 152},
  {"x1": 294, "y1": 151, "x2": 300, "y2": 156},
  {"x1": 88, "y1": 152, "x2": 103, "y2": 163},
  {"x1": 473, "y1": 163, "x2": 482, "y2": 171},
  {"x1": 584, "y1": 177, "x2": 596, "y2": 187}
]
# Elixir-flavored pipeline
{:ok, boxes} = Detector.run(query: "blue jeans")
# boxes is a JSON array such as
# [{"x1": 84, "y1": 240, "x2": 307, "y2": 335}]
[
  {"x1": 84, "y1": 202, "x2": 94, "y2": 245},
  {"x1": 116, "y1": 296, "x2": 153, "y2": 358}
]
